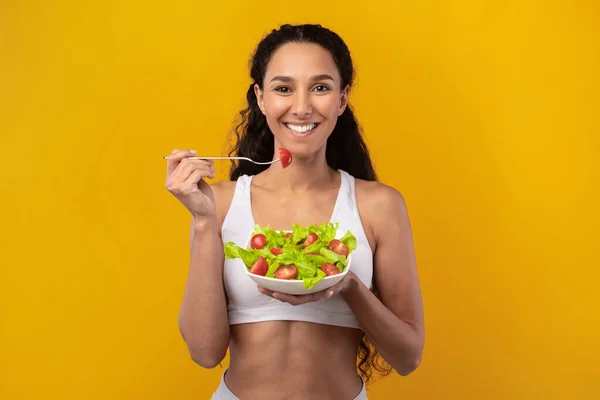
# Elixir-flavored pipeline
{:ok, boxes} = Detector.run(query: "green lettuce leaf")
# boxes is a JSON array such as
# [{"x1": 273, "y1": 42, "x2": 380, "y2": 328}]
[
  {"x1": 253, "y1": 224, "x2": 286, "y2": 248},
  {"x1": 257, "y1": 247, "x2": 278, "y2": 262},
  {"x1": 305, "y1": 254, "x2": 331, "y2": 267},
  {"x1": 266, "y1": 261, "x2": 280, "y2": 278},
  {"x1": 291, "y1": 223, "x2": 309, "y2": 246},
  {"x1": 314, "y1": 221, "x2": 338, "y2": 245},
  {"x1": 224, "y1": 242, "x2": 259, "y2": 268},
  {"x1": 303, "y1": 269, "x2": 327, "y2": 289},
  {"x1": 274, "y1": 243, "x2": 302, "y2": 265},
  {"x1": 300, "y1": 222, "x2": 338, "y2": 253},
  {"x1": 319, "y1": 248, "x2": 348, "y2": 267},
  {"x1": 339, "y1": 230, "x2": 357, "y2": 251},
  {"x1": 294, "y1": 258, "x2": 317, "y2": 279},
  {"x1": 301, "y1": 242, "x2": 321, "y2": 254}
]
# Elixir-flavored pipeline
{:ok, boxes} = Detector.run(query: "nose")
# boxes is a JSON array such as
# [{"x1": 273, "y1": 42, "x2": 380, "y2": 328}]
[{"x1": 291, "y1": 90, "x2": 312, "y2": 117}]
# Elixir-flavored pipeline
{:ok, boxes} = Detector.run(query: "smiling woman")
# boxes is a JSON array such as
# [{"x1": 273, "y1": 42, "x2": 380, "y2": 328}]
[{"x1": 164, "y1": 24, "x2": 425, "y2": 400}]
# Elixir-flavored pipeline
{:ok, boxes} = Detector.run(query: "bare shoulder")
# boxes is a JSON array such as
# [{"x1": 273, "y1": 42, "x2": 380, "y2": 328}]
[
  {"x1": 209, "y1": 180, "x2": 237, "y2": 229},
  {"x1": 353, "y1": 178, "x2": 408, "y2": 253},
  {"x1": 354, "y1": 179, "x2": 408, "y2": 233},
  {"x1": 355, "y1": 179, "x2": 405, "y2": 207}
]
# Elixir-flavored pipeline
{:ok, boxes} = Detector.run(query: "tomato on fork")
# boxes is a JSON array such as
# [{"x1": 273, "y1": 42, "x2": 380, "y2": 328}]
[{"x1": 279, "y1": 148, "x2": 292, "y2": 168}]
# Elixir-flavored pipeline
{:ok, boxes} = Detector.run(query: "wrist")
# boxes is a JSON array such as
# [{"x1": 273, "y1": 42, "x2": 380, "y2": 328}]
[{"x1": 192, "y1": 215, "x2": 219, "y2": 232}]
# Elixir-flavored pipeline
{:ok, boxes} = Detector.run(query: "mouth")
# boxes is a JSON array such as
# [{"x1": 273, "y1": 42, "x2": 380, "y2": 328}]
[{"x1": 284, "y1": 122, "x2": 320, "y2": 136}]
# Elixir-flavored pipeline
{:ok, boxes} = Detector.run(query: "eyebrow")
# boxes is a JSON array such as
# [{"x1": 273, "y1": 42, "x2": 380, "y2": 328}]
[{"x1": 270, "y1": 74, "x2": 335, "y2": 83}]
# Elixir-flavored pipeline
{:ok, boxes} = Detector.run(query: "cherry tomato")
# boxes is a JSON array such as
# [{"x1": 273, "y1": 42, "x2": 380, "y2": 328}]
[
  {"x1": 302, "y1": 233, "x2": 318, "y2": 248},
  {"x1": 270, "y1": 247, "x2": 283, "y2": 255},
  {"x1": 327, "y1": 239, "x2": 349, "y2": 257},
  {"x1": 250, "y1": 234, "x2": 267, "y2": 249},
  {"x1": 283, "y1": 232, "x2": 292, "y2": 239},
  {"x1": 279, "y1": 148, "x2": 292, "y2": 168},
  {"x1": 275, "y1": 264, "x2": 297, "y2": 280},
  {"x1": 249, "y1": 257, "x2": 268, "y2": 276},
  {"x1": 320, "y1": 263, "x2": 340, "y2": 276}
]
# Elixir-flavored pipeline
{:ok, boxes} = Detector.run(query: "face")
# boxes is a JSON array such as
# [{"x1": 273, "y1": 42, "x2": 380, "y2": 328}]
[{"x1": 254, "y1": 42, "x2": 349, "y2": 158}]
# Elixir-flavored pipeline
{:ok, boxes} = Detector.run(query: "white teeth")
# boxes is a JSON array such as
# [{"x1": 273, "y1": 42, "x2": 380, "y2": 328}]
[{"x1": 285, "y1": 123, "x2": 317, "y2": 133}]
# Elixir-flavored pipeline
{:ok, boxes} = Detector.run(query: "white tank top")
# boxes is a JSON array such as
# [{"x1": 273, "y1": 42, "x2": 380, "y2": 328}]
[{"x1": 221, "y1": 169, "x2": 374, "y2": 329}]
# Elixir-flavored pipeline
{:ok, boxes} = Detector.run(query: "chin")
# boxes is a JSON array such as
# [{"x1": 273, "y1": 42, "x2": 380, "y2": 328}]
[
  {"x1": 275, "y1": 130, "x2": 330, "y2": 158},
  {"x1": 280, "y1": 145, "x2": 312, "y2": 159},
  {"x1": 276, "y1": 138, "x2": 324, "y2": 158}
]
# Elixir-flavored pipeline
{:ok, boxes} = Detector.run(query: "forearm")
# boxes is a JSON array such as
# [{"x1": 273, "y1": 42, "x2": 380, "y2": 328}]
[
  {"x1": 178, "y1": 217, "x2": 230, "y2": 368},
  {"x1": 342, "y1": 274, "x2": 424, "y2": 375}
]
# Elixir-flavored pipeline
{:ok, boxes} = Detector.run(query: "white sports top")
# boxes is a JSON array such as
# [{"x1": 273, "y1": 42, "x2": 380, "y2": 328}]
[{"x1": 221, "y1": 169, "x2": 374, "y2": 329}]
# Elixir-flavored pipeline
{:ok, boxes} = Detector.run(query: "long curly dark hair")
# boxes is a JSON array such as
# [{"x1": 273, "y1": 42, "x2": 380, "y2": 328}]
[{"x1": 226, "y1": 23, "x2": 392, "y2": 385}]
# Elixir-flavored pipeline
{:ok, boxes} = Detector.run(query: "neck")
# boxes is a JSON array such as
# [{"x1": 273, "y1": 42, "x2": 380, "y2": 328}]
[{"x1": 261, "y1": 147, "x2": 336, "y2": 192}]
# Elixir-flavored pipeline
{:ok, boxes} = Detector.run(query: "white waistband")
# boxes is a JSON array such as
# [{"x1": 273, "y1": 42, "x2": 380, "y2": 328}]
[{"x1": 211, "y1": 369, "x2": 368, "y2": 400}]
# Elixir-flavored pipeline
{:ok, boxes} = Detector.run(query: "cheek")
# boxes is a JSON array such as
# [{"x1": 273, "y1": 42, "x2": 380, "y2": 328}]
[
  {"x1": 314, "y1": 96, "x2": 341, "y2": 119},
  {"x1": 264, "y1": 95, "x2": 290, "y2": 118}
]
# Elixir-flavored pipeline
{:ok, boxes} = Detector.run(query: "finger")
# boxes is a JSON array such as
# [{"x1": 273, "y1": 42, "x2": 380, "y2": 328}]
[
  {"x1": 166, "y1": 150, "x2": 215, "y2": 175},
  {"x1": 257, "y1": 286, "x2": 325, "y2": 306},
  {"x1": 275, "y1": 291, "x2": 324, "y2": 306},
  {"x1": 272, "y1": 292, "x2": 299, "y2": 306},
  {"x1": 321, "y1": 282, "x2": 344, "y2": 300},
  {"x1": 257, "y1": 286, "x2": 276, "y2": 298},
  {"x1": 327, "y1": 273, "x2": 353, "y2": 297},
  {"x1": 257, "y1": 286, "x2": 296, "y2": 304},
  {"x1": 296, "y1": 291, "x2": 327, "y2": 305},
  {"x1": 166, "y1": 149, "x2": 196, "y2": 175},
  {"x1": 167, "y1": 167, "x2": 214, "y2": 194},
  {"x1": 166, "y1": 165, "x2": 213, "y2": 194},
  {"x1": 179, "y1": 163, "x2": 215, "y2": 182},
  {"x1": 177, "y1": 158, "x2": 215, "y2": 175},
  {"x1": 182, "y1": 168, "x2": 214, "y2": 189},
  {"x1": 257, "y1": 285, "x2": 290, "y2": 302},
  {"x1": 171, "y1": 159, "x2": 215, "y2": 183}
]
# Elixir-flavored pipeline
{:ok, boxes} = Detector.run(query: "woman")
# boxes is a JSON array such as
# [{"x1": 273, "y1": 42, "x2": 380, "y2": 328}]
[{"x1": 165, "y1": 24, "x2": 425, "y2": 400}]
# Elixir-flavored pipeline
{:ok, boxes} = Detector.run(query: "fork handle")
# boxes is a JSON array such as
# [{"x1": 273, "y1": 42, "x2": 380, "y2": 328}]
[
  {"x1": 162, "y1": 155, "x2": 280, "y2": 165},
  {"x1": 162, "y1": 156, "x2": 244, "y2": 160}
]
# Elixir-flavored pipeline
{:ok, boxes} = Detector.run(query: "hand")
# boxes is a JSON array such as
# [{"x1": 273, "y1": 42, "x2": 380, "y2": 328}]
[
  {"x1": 258, "y1": 271, "x2": 357, "y2": 306},
  {"x1": 164, "y1": 149, "x2": 217, "y2": 219}
]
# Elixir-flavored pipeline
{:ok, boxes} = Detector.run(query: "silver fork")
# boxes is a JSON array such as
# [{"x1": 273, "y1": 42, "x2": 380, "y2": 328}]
[{"x1": 162, "y1": 155, "x2": 281, "y2": 165}]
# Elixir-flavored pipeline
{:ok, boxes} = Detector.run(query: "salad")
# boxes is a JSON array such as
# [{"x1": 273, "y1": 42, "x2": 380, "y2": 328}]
[{"x1": 223, "y1": 222, "x2": 357, "y2": 289}]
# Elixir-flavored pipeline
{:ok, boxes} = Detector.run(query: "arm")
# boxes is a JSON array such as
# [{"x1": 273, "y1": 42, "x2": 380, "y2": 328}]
[
  {"x1": 178, "y1": 188, "x2": 231, "y2": 368},
  {"x1": 341, "y1": 186, "x2": 425, "y2": 376}
]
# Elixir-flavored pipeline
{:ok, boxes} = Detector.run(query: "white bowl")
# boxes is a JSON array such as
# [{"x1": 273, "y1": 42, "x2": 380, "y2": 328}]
[{"x1": 242, "y1": 232, "x2": 352, "y2": 295}]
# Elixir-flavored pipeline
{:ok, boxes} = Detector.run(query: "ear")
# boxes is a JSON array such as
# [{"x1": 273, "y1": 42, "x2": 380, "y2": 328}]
[
  {"x1": 338, "y1": 84, "x2": 350, "y2": 116},
  {"x1": 254, "y1": 83, "x2": 266, "y2": 115}
]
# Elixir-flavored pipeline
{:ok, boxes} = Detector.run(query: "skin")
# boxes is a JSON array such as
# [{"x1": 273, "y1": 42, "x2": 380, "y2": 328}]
[{"x1": 167, "y1": 42, "x2": 425, "y2": 399}]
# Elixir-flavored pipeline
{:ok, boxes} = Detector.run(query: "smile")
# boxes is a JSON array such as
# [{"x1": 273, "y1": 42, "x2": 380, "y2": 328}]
[{"x1": 284, "y1": 122, "x2": 320, "y2": 136}]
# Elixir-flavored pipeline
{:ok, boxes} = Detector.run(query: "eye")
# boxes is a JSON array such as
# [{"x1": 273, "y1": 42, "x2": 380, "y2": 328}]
[
  {"x1": 313, "y1": 85, "x2": 330, "y2": 93},
  {"x1": 274, "y1": 86, "x2": 292, "y2": 94}
]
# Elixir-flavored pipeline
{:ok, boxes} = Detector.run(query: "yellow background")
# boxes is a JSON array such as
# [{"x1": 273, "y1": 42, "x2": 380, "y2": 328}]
[{"x1": 1, "y1": 1, "x2": 599, "y2": 399}]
